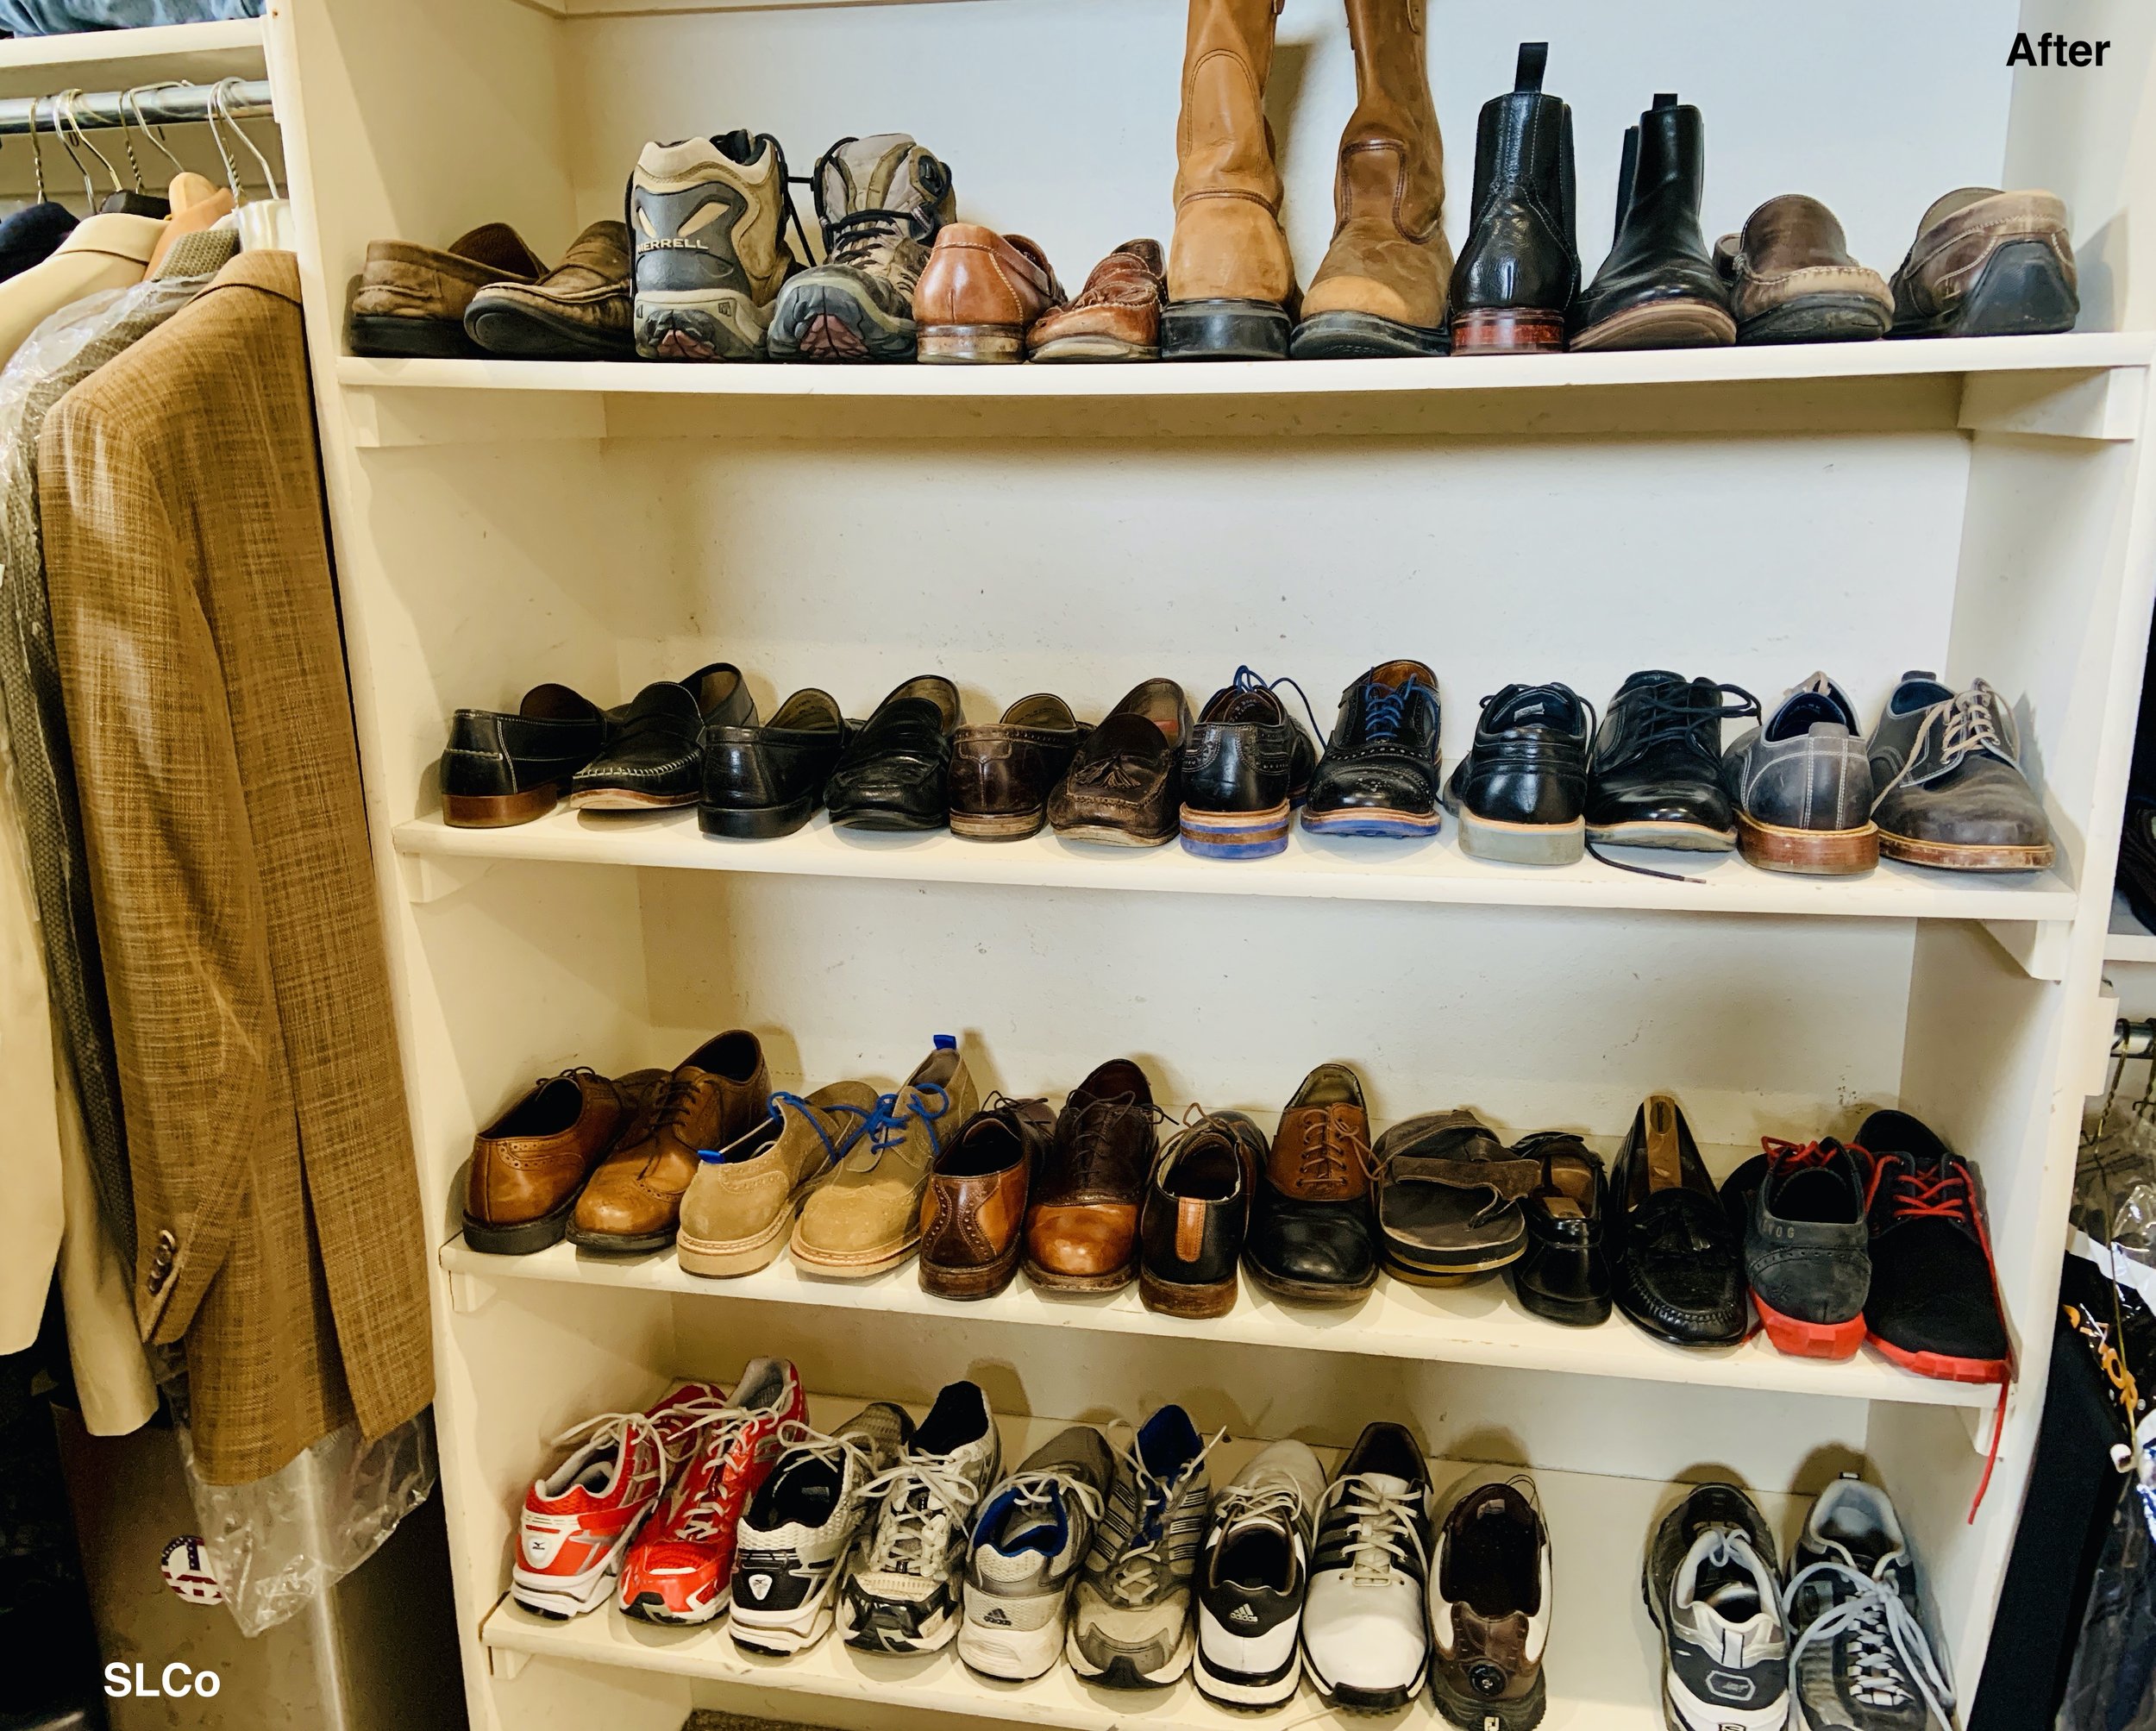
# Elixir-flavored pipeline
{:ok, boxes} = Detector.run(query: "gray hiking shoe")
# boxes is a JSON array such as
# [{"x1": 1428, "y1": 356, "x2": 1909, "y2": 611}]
[
  {"x1": 768, "y1": 134, "x2": 956, "y2": 361},
  {"x1": 630, "y1": 129, "x2": 805, "y2": 361},
  {"x1": 957, "y1": 1425, "x2": 1114, "y2": 1681}
]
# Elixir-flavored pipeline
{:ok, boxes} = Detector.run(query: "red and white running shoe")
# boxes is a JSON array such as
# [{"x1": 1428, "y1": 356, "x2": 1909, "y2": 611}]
[
  {"x1": 618, "y1": 1358, "x2": 806, "y2": 1625},
  {"x1": 511, "y1": 1379, "x2": 731, "y2": 1619}
]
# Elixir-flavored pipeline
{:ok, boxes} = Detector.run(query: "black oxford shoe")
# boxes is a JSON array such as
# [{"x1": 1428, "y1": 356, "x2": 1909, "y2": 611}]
[
  {"x1": 826, "y1": 675, "x2": 962, "y2": 831},
  {"x1": 1244, "y1": 1063, "x2": 1379, "y2": 1304},
  {"x1": 1301, "y1": 661, "x2": 1443, "y2": 838},
  {"x1": 1587, "y1": 671, "x2": 1758, "y2": 852}
]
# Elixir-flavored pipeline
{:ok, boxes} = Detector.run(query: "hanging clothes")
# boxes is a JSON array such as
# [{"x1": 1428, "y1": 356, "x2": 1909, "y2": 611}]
[
  {"x1": 0, "y1": 204, "x2": 76, "y2": 284},
  {"x1": 36, "y1": 252, "x2": 430, "y2": 1484}
]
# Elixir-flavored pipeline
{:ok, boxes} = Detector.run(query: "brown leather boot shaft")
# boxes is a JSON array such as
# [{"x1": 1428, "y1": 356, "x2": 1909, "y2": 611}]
[{"x1": 1169, "y1": 0, "x2": 1295, "y2": 305}]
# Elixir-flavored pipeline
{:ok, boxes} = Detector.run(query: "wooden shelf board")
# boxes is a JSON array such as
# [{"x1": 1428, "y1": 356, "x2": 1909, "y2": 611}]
[
  {"x1": 0, "y1": 16, "x2": 266, "y2": 97},
  {"x1": 439, "y1": 1232, "x2": 1996, "y2": 1413}
]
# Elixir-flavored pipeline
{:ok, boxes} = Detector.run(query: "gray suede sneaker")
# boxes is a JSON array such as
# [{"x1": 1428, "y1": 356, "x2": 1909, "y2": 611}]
[
  {"x1": 1866, "y1": 671, "x2": 2054, "y2": 872},
  {"x1": 1720, "y1": 672, "x2": 1877, "y2": 875},
  {"x1": 768, "y1": 134, "x2": 956, "y2": 361},
  {"x1": 1720, "y1": 1138, "x2": 1871, "y2": 1361}
]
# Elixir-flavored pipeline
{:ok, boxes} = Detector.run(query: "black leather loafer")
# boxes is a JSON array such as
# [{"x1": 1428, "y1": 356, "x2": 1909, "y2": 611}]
[
  {"x1": 1244, "y1": 1062, "x2": 1379, "y2": 1303},
  {"x1": 825, "y1": 674, "x2": 961, "y2": 831},
  {"x1": 1443, "y1": 681, "x2": 1591, "y2": 864},
  {"x1": 1372, "y1": 1110, "x2": 1539, "y2": 1284},
  {"x1": 569, "y1": 663, "x2": 751, "y2": 812},
  {"x1": 1506, "y1": 1131, "x2": 1611, "y2": 1326},
  {"x1": 1179, "y1": 666, "x2": 1319, "y2": 860},
  {"x1": 442, "y1": 682, "x2": 611, "y2": 827},
  {"x1": 1609, "y1": 1093, "x2": 1745, "y2": 1347},
  {"x1": 1587, "y1": 671, "x2": 1758, "y2": 851},
  {"x1": 1139, "y1": 1111, "x2": 1263, "y2": 1319},
  {"x1": 699, "y1": 687, "x2": 847, "y2": 839},
  {"x1": 1301, "y1": 660, "x2": 1443, "y2": 838}
]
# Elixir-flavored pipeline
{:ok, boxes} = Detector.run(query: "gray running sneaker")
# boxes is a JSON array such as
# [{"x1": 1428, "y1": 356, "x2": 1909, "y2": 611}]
[
  {"x1": 1066, "y1": 1404, "x2": 1219, "y2": 1689},
  {"x1": 838, "y1": 1380, "x2": 1001, "y2": 1654},
  {"x1": 1785, "y1": 1477, "x2": 1956, "y2": 1731},
  {"x1": 768, "y1": 134, "x2": 956, "y2": 361},
  {"x1": 1645, "y1": 1483, "x2": 1791, "y2": 1731},
  {"x1": 956, "y1": 1425, "x2": 1114, "y2": 1681},
  {"x1": 629, "y1": 129, "x2": 805, "y2": 361}
]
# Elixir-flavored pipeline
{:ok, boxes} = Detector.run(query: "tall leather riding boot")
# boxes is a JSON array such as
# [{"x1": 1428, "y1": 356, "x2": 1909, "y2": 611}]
[
  {"x1": 1163, "y1": 0, "x2": 1298, "y2": 361},
  {"x1": 1448, "y1": 43, "x2": 1578, "y2": 354},
  {"x1": 1289, "y1": 0, "x2": 1450, "y2": 360},
  {"x1": 1569, "y1": 94, "x2": 1734, "y2": 351}
]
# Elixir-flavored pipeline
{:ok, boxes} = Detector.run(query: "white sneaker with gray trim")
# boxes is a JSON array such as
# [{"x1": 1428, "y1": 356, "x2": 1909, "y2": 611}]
[{"x1": 956, "y1": 1424, "x2": 1114, "y2": 1680}]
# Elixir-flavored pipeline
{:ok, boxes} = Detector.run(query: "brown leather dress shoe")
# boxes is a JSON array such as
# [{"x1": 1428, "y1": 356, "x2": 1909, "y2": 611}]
[
  {"x1": 912, "y1": 223, "x2": 1065, "y2": 363},
  {"x1": 568, "y1": 1031, "x2": 769, "y2": 1253},
  {"x1": 1030, "y1": 239, "x2": 1167, "y2": 361},
  {"x1": 1890, "y1": 186, "x2": 2078, "y2": 337},
  {"x1": 1023, "y1": 1059, "x2": 1161, "y2": 1292},
  {"x1": 349, "y1": 221, "x2": 546, "y2": 359},
  {"x1": 918, "y1": 1095, "x2": 1052, "y2": 1300},
  {"x1": 466, "y1": 219, "x2": 636, "y2": 359},
  {"x1": 1714, "y1": 195, "x2": 1890, "y2": 345},
  {"x1": 1047, "y1": 680, "x2": 1192, "y2": 848},
  {"x1": 948, "y1": 693, "x2": 1086, "y2": 841},
  {"x1": 462, "y1": 1067, "x2": 666, "y2": 1255}
]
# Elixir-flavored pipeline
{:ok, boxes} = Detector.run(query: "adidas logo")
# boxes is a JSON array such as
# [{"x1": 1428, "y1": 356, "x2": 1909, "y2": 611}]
[
  {"x1": 982, "y1": 1609, "x2": 1012, "y2": 1627},
  {"x1": 1228, "y1": 1603, "x2": 1261, "y2": 1626},
  {"x1": 747, "y1": 1575, "x2": 772, "y2": 1602}
]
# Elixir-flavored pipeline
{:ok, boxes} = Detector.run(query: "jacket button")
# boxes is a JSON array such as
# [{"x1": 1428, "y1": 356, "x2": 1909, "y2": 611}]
[{"x1": 147, "y1": 1229, "x2": 178, "y2": 1293}]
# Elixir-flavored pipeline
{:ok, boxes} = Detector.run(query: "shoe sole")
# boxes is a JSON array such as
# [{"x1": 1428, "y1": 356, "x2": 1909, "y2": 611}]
[
  {"x1": 349, "y1": 312, "x2": 482, "y2": 360},
  {"x1": 445, "y1": 781, "x2": 566, "y2": 828},
  {"x1": 1432, "y1": 1659, "x2": 1546, "y2": 1730},
  {"x1": 567, "y1": 787, "x2": 697, "y2": 812},
  {"x1": 1288, "y1": 310, "x2": 1449, "y2": 360},
  {"x1": 1753, "y1": 1289, "x2": 1865, "y2": 1360},
  {"x1": 1066, "y1": 1624, "x2": 1194, "y2": 1687},
  {"x1": 1451, "y1": 308, "x2": 1567, "y2": 354},
  {"x1": 635, "y1": 288, "x2": 769, "y2": 362},
  {"x1": 1869, "y1": 1333, "x2": 2009, "y2": 1383},
  {"x1": 950, "y1": 806, "x2": 1046, "y2": 841},
  {"x1": 1457, "y1": 808, "x2": 1587, "y2": 866},
  {"x1": 462, "y1": 1195, "x2": 577, "y2": 1257},
  {"x1": 1180, "y1": 800, "x2": 1290, "y2": 860},
  {"x1": 467, "y1": 298, "x2": 634, "y2": 361},
  {"x1": 788, "y1": 1226, "x2": 918, "y2": 1279},
  {"x1": 841, "y1": 1597, "x2": 958, "y2": 1654},
  {"x1": 699, "y1": 791, "x2": 820, "y2": 839},
  {"x1": 1587, "y1": 818, "x2": 1736, "y2": 852},
  {"x1": 511, "y1": 1527, "x2": 636, "y2": 1620},
  {"x1": 564, "y1": 1221, "x2": 678, "y2": 1254},
  {"x1": 730, "y1": 1600, "x2": 833, "y2": 1657},
  {"x1": 1737, "y1": 812, "x2": 1879, "y2": 875},
  {"x1": 768, "y1": 275, "x2": 918, "y2": 362},
  {"x1": 1029, "y1": 333, "x2": 1157, "y2": 363},
  {"x1": 1509, "y1": 1279, "x2": 1614, "y2": 1327},
  {"x1": 1300, "y1": 805, "x2": 1441, "y2": 839},
  {"x1": 1051, "y1": 821, "x2": 1176, "y2": 848},
  {"x1": 1877, "y1": 829, "x2": 2055, "y2": 872},
  {"x1": 1383, "y1": 1247, "x2": 1520, "y2": 1286},
  {"x1": 1738, "y1": 293, "x2": 1891, "y2": 346},
  {"x1": 677, "y1": 1210, "x2": 793, "y2": 1277},
  {"x1": 826, "y1": 803, "x2": 946, "y2": 831},
  {"x1": 1570, "y1": 298, "x2": 1737, "y2": 352},
  {"x1": 1617, "y1": 1300, "x2": 1747, "y2": 1349},
  {"x1": 1162, "y1": 298, "x2": 1290, "y2": 361},
  {"x1": 918, "y1": 322, "x2": 1026, "y2": 364},
  {"x1": 1896, "y1": 238, "x2": 2079, "y2": 338},
  {"x1": 1023, "y1": 1258, "x2": 1135, "y2": 1295},
  {"x1": 919, "y1": 1238, "x2": 1024, "y2": 1300},
  {"x1": 1300, "y1": 1642, "x2": 1426, "y2": 1714},
  {"x1": 1139, "y1": 1268, "x2": 1238, "y2": 1318},
  {"x1": 957, "y1": 1605, "x2": 1065, "y2": 1680},
  {"x1": 1193, "y1": 1645, "x2": 1301, "y2": 1709},
  {"x1": 621, "y1": 1586, "x2": 726, "y2": 1627},
  {"x1": 1244, "y1": 1258, "x2": 1377, "y2": 1305}
]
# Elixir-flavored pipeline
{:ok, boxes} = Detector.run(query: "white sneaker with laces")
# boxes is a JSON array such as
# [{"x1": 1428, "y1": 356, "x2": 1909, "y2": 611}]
[
  {"x1": 1194, "y1": 1439, "x2": 1326, "y2": 1708},
  {"x1": 1299, "y1": 1421, "x2": 1435, "y2": 1712},
  {"x1": 957, "y1": 1425, "x2": 1114, "y2": 1680}
]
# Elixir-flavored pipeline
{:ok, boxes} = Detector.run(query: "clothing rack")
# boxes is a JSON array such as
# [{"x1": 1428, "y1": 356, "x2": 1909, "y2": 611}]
[
  {"x1": 2116, "y1": 1019, "x2": 2156, "y2": 1058},
  {"x1": 0, "y1": 79, "x2": 273, "y2": 138}
]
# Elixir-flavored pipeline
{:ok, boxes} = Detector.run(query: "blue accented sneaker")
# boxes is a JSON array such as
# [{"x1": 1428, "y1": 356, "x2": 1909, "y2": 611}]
[
  {"x1": 1300, "y1": 662, "x2": 1445, "y2": 838},
  {"x1": 956, "y1": 1425, "x2": 1114, "y2": 1680},
  {"x1": 1179, "y1": 667, "x2": 1321, "y2": 860}
]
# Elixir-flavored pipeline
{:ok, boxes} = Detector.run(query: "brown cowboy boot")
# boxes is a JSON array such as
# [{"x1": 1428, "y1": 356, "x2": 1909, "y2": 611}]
[
  {"x1": 1163, "y1": 0, "x2": 1297, "y2": 361},
  {"x1": 1291, "y1": 0, "x2": 1451, "y2": 358}
]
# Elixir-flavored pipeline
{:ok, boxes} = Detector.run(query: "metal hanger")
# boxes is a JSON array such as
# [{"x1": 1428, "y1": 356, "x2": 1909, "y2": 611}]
[
  {"x1": 24, "y1": 93, "x2": 46, "y2": 208},
  {"x1": 209, "y1": 76, "x2": 288, "y2": 251},
  {"x1": 53, "y1": 91, "x2": 116, "y2": 212},
  {"x1": 101, "y1": 83, "x2": 175, "y2": 216}
]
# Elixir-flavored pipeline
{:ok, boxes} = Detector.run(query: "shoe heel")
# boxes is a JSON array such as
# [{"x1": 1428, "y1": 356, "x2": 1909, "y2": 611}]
[
  {"x1": 1737, "y1": 814, "x2": 1879, "y2": 875},
  {"x1": 1754, "y1": 1292, "x2": 1866, "y2": 1361},
  {"x1": 1951, "y1": 239, "x2": 2080, "y2": 337},
  {"x1": 1139, "y1": 1269, "x2": 1238, "y2": 1319},
  {"x1": 917, "y1": 323, "x2": 1025, "y2": 364},
  {"x1": 1451, "y1": 308, "x2": 1568, "y2": 354},
  {"x1": 1178, "y1": 801, "x2": 1289, "y2": 860},
  {"x1": 444, "y1": 783, "x2": 563, "y2": 828},
  {"x1": 949, "y1": 806, "x2": 1046, "y2": 841},
  {"x1": 1162, "y1": 298, "x2": 1290, "y2": 361}
]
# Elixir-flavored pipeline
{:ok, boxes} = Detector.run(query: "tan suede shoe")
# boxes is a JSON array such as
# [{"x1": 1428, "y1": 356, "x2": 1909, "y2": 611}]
[
  {"x1": 677, "y1": 1082, "x2": 878, "y2": 1277},
  {"x1": 791, "y1": 1039, "x2": 979, "y2": 1278}
]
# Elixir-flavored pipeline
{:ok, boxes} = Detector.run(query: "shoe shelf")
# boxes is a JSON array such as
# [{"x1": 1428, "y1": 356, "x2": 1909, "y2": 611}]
[
  {"x1": 2107, "y1": 893, "x2": 2156, "y2": 964},
  {"x1": 438, "y1": 1232, "x2": 1997, "y2": 1414},
  {"x1": 335, "y1": 337, "x2": 2151, "y2": 445},
  {"x1": 391, "y1": 806, "x2": 2078, "y2": 975},
  {"x1": 477, "y1": 1397, "x2": 1799, "y2": 1731},
  {"x1": 0, "y1": 16, "x2": 266, "y2": 97}
]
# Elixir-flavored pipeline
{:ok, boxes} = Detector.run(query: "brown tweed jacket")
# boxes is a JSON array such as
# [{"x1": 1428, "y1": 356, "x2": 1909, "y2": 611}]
[{"x1": 38, "y1": 253, "x2": 432, "y2": 1484}]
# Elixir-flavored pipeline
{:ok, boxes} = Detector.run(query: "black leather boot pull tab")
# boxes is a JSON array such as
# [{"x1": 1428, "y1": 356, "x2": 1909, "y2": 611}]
[
  {"x1": 1652, "y1": 92, "x2": 1679, "y2": 110},
  {"x1": 1514, "y1": 42, "x2": 1549, "y2": 94},
  {"x1": 1613, "y1": 124, "x2": 1640, "y2": 241}
]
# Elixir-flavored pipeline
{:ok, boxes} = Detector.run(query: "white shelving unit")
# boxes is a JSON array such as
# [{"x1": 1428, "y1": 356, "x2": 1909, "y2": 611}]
[
  {"x1": 0, "y1": 15, "x2": 265, "y2": 96},
  {"x1": 266, "y1": 0, "x2": 2156, "y2": 1728}
]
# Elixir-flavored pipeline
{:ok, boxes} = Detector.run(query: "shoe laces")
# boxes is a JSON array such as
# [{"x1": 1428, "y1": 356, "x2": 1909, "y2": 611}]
[
  {"x1": 1064, "y1": 1090, "x2": 1164, "y2": 1189},
  {"x1": 861, "y1": 1450, "x2": 986, "y2": 1575},
  {"x1": 1105, "y1": 1428, "x2": 1224, "y2": 1602},
  {"x1": 983, "y1": 1469, "x2": 1106, "y2": 1546},
  {"x1": 546, "y1": 1386, "x2": 737, "y2": 1498},
  {"x1": 1878, "y1": 683, "x2": 2018, "y2": 805},
  {"x1": 823, "y1": 206, "x2": 934, "y2": 274},
  {"x1": 1233, "y1": 664, "x2": 1325, "y2": 742},
  {"x1": 1359, "y1": 675, "x2": 1435, "y2": 745},
  {"x1": 1298, "y1": 1111, "x2": 1374, "y2": 1195},
  {"x1": 658, "y1": 1401, "x2": 775, "y2": 1542},
  {"x1": 655, "y1": 1073, "x2": 715, "y2": 1143},
  {"x1": 1210, "y1": 1470, "x2": 1306, "y2": 1539},
  {"x1": 1322, "y1": 1472, "x2": 1428, "y2": 1588},
  {"x1": 849, "y1": 1082, "x2": 951, "y2": 1170},
  {"x1": 768, "y1": 1091, "x2": 873, "y2": 1170},
  {"x1": 1597, "y1": 680, "x2": 1758, "y2": 770},
  {"x1": 1762, "y1": 1135, "x2": 1851, "y2": 1175},
  {"x1": 767, "y1": 1415, "x2": 885, "y2": 1495},
  {"x1": 1784, "y1": 1556, "x2": 1956, "y2": 1726}
]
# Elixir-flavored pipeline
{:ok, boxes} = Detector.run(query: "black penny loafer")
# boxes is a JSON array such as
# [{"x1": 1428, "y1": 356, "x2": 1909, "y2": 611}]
[
  {"x1": 699, "y1": 687, "x2": 848, "y2": 839},
  {"x1": 570, "y1": 662, "x2": 751, "y2": 812},
  {"x1": 825, "y1": 674, "x2": 961, "y2": 831},
  {"x1": 1609, "y1": 1093, "x2": 1745, "y2": 1346},
  {"x1": 442, "y1": 682, "x2": 612, "y2": 827},
  {"x1": 1587, "y1": 671, "x2": 1758, "y2": 851},
  {"x1": 1506, "y1": 1131, "x2": 1612, "y2": 1326},
  {"x1": 1372, "y1": 1110, "x2": 1540, "y2": 1285},
  {"x1": 1301, "y1": 660, "x2": 1444, "y2": 839},
  {"x1": 1244, "y1": 1062, "x2": 1380, "y2": 1303}
]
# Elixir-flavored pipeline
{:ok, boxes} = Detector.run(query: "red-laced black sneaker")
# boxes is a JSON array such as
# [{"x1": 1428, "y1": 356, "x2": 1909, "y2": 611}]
[{"x1": 1853, "y1": 1110, "x2": 2009, "y2": 1383}]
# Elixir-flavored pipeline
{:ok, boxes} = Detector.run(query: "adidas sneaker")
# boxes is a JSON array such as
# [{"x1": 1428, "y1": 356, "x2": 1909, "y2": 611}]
[
  {"x1": 956, "y1": 1425, "x2": 1115, "y2": 1681},
  {"x1": 839, "y1": 1380, "x2": 1002, "y2": 1653},
  {"x1": 1193, "y1": 1439, "x2": 1326, "y2": 1709},
  {"x1": 1066, "y1": 1404, "x2": 1219, "y2": 1690},
  {"x1": 1300, "y1": 1421, "x2": 1436, "y2": 1712},
  {"x1": 510, "y1": 1379, "x2": 727, "y2": 1619},
  {"x1": 727, "y1": 1402, "x2": 912, "y2": 1656},
  {"x1": 1645, "y1": 1483, "x2": 1791, "y2": 1731}
]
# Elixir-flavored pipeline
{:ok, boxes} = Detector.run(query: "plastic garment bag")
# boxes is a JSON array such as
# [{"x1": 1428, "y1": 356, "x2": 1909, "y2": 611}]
[{"x1": 2060, "y1": 1444, "x2": 2156, "y2": 1730}]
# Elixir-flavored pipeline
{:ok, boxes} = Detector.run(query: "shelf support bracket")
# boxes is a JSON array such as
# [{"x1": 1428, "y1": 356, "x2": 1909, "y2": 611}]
[
  {"x1": 485, "y1": 1643, "x2": 529, "y2": 1682},
  {"x1": 446, "y1": 1269, "x2": 498, "y2": 1315},
  {"x1": 1959, "y1": 367, "x2": 2145, "y2": 441},
  {"x1": 1980, "y1": 919, "x2": 2071, "y2": 982},
  {"x1": 398, "y1": 850, "x2": 493, "y2": 906}
]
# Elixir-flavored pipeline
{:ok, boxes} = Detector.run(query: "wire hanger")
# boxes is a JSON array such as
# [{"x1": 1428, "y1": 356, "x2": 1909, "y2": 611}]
[
  {"x1": 24, "y1": 92, "x2": 46, "y2": 208},
  {"x1": 122, "y1": 83, "x2": 188, "y2": 179},
  {"x1": 99, "y1": 83, "x2": 174, "y2": 216},
  {"x1": 47, "y1": 91, "x2": 97, "y2": 211},
  {"x1": 206, "y1": 75, "x2": 290, "y2": 250}
]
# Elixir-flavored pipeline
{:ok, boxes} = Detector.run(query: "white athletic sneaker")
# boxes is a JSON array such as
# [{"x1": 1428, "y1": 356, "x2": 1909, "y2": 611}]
[
  {"x1": 1300, "y1": 1421, "x2": 1436, "y2": 1712},
  {"x1": 1194, "y1": 1439, "x2": 1326, "y2": 1709},
  {"x1": 1645, "y1": 1483, "x2": 1792, "y2": 1731},
  {"x1": 956, "y1": 1425, "x2": 1114, "y2": 1680},
  {"x1": 727, "y1": 1402, "x2": 912, "y2": 1656}
]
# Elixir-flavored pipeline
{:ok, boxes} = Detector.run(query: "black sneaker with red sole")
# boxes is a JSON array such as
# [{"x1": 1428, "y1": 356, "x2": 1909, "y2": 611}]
[{"x1": 1852, "y1": 1109, "x2": 2009, "y2": 1383}]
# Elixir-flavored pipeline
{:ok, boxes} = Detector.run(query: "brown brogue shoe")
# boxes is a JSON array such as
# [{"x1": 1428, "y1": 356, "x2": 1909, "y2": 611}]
[
  {"x1": 1024, "y1": 1058, "x2": 1161, "y2": 1292},
  {"x1": 919, "y1": 1095, "x2": 1053, "y2": 1299},
  {"x1": 463, "y1": 1066, "x2": 667, "y2": 1256}
]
